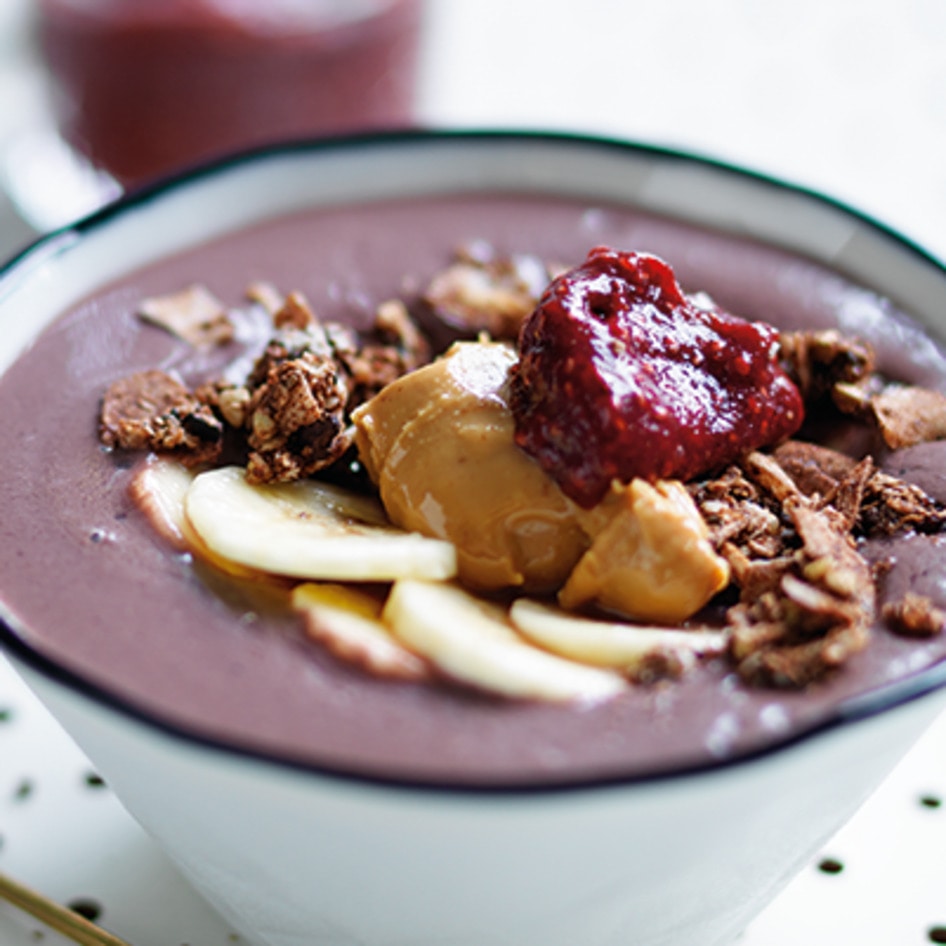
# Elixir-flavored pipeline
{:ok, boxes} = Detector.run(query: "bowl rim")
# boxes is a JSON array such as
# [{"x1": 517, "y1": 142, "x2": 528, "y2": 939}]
[{"x1": 3, "y1": 126, "x2": 946, "y2": 796}]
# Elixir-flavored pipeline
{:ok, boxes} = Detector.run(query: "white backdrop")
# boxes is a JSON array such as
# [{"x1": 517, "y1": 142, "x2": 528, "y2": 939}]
[{"x1": 418, "y1": 0, "x2": 946, "y2": 260}]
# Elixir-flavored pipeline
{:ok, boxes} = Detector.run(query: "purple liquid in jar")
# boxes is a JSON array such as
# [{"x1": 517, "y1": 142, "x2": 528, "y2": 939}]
[{"x1": 36, "y1": 0, "x2": 425, "y2": 188}]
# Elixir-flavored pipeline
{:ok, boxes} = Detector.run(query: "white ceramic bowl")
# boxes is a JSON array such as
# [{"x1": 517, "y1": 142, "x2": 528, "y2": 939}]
[{"x1": 3, "y1": 132, "x2": 946, "y2": 946}]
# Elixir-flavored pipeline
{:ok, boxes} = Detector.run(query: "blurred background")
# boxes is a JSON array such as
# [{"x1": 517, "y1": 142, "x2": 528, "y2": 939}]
[
  {"x1": 1, "y1": 2, "x2": 946, "y2": 945},
  {"x1": 0, "y1": 0, "x2": 944, "y2": 261}
]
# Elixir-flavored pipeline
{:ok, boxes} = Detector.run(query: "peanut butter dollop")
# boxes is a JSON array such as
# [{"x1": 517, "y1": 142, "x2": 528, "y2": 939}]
[
  {"x1": 561, "y1": 479, "x2": 730, "y2": 624},
  {"x1": 353, "y1": 341, "x2": 588, "y2": 591}
]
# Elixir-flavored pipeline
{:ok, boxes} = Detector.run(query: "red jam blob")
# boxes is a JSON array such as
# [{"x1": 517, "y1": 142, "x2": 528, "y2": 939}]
[{"x1": 510, "y1": 247, "x2": 804, "y2": 507}]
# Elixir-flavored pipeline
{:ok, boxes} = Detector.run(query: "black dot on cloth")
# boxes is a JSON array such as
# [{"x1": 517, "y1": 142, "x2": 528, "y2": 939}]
[
  {"x1": 67, "y1": 898, "x2": 103, "y2": 922},
  {"x1": 920, "y1": 794, "x2": 943, "y2": 809},
  {"x1": 817, "y1": 857, "x2": 844, "y2": 875},
  {"x1": 83, "y1": 772, "x2": 107, "y2": 790},
  {"x1": 928, "y1": 927, "x2": 946, "y2": 944}
]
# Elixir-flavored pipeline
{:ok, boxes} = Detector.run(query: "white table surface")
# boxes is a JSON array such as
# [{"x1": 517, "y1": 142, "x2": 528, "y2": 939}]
[{"x1": 2, "y1": 1, "x2": 946, "y2": 944}]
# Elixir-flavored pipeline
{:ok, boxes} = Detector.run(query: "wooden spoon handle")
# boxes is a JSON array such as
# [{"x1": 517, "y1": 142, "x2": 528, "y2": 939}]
[{"x1": 0, "y1": 870, "x2": 133, "y2": 946}]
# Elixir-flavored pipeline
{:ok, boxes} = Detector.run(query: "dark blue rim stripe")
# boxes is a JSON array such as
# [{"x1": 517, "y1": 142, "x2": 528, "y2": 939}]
[{"x1": 2, "y1": 128, "x2": 946, "y2": 796}]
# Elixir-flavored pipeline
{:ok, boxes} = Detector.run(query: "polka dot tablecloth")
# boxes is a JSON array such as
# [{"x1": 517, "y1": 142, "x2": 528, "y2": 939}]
[{"x1": 0, "y1": 656, "x2": 240, "y2": 946}]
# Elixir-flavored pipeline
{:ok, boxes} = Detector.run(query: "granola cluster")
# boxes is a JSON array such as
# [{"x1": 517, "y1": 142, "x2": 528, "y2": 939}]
[
  {"x1": 100, "y1": 284, "x2": 429, "y2": 482},
  {"x1": 781, "y1": 327, "x2": 946, "y2": 450},
  {"x1": 693, "y1": 444, "x2": 945, "y2": 688},
  {"x1": 99, "y1": 369, "x2": 224, "y2": 464},
  {"x1": 685, "y1": 329, "x2": 946, "y2": 688}
]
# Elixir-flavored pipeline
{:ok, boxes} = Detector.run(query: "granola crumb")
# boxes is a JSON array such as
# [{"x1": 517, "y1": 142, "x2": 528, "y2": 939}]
[
  {"x1": 423, "y1": 242, "x2": 554, "y2": 340},
  {"x1": 869, "y1": 384, "x2": 946, "y2": 450},
  {"x1": 779, "y1": 329, "x2": 874, "y2": 403},
  {"x1": 245, "y1": 281, "x2": 285, "y2": 317},
  {"x1": 882, "y1": 592, "x2": 946, "y2": 638},
  {"x1": 631, "y1": 647, "x2": 691, "y2": 685},
  {"x1": 333, "y1": 299, "x2": 431, "y2": 409},
  {"x1": 197, "y1": 381, "x2": 251, "y2": 429},
  {"x1": 272, "y1": 291, "x2": 316, "y2": 331},
  {"x1": 138, "y1": 285, "x2": 233, "y2": 347}
]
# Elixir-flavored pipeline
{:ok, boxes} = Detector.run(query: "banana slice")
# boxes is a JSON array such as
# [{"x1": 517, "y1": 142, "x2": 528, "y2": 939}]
[
  {"x1": 510, "y1": 598, "x2": 728, "y2": 678},
  {"x1": 127, "y1": 457, "x2": 197, "y2": 551},
  {"x1": 184, "y1": 466, "x2": 457, "y2": 582},
  {"x1": 129, "y1": 457, "x2": 293, "y2": 588},
  {"x1": 293, "y1": 583, "x2": 431, "y2": 682},
  {"x1": 383, "y1": 580, "x2": 627, "y2": 703}
]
